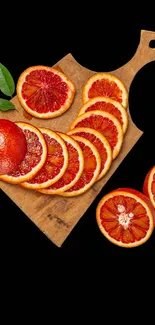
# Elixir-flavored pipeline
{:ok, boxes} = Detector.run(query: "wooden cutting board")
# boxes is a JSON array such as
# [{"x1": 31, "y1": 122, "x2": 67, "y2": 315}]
[{"x1": 0, "y1": 29, "x2": 155, "y2": 247}]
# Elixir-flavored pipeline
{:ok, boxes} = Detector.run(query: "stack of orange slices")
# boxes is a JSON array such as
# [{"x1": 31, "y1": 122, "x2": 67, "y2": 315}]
[{"x1": 0, "y1": 66, "x2": 129, "y2": 197}]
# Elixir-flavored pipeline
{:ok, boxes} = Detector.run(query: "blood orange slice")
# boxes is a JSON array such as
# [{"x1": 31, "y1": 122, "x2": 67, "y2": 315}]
[
  {"x1": 16, "y1": 65, "x2": 75, "y2": 119},
  {"x1": 143, "y1": 165, "x2": 155, "y2": 208},
  {"x1": 0, "y1": 122, "x2": 47, "y2": 184},
  {"x1": 21, "y1": 128, "x2": 68, "y2": 189},
  {"x1": 61, "y1": 136, "x2": 101, "y2": 197},
  {"x1": 0, "y1": 119, "x2": 27, "y2": 175},
  {"x1": 68, "y1": 127, "x2": 112, "y2": 181},
  {"x1": 69, "y1": 110, "x2": 123, "y2": 159},
  {"x1": 96, "y1": 188, "x2": 155, "y2": 248},
  {"x1": 39, "y1": 132, "x2": 84, "y2": 194},
  {"x1": 78, "y1": 96, "x2": 128, "y2": 134},
  {"x1": 83, "y1": 73, "x2": 128, "y2": 108}
]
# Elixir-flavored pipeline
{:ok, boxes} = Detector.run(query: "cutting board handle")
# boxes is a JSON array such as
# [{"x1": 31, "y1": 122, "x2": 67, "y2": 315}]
[
  {"x1": 112, "y1": 29, "x2": 155, "y2": 89},
  {"x1": 128, "y1": 29, "x2": 155, "y2": 70},
  {"x1": 64, "y1": 30, "x2": 155, "y2": 91}
]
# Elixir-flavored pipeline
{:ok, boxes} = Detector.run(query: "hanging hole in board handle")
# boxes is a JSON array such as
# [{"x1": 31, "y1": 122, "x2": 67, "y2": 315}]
[{"x1": 149, "y1": 40, "x2": 155, "y2": 48}]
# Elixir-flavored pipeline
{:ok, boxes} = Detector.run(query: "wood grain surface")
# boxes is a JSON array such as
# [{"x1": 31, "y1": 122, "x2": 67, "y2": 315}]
[{"x1": 0, "y1": 29, "x2": 155, "y2": 247}]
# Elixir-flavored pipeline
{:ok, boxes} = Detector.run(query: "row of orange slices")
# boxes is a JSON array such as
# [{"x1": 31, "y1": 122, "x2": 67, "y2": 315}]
[
  {"x1": 0, "y1": 120, "x2": 119, "y2": 196},
  {"x1": 0, "y1": 121, "x2": 102, "y2": 196}
]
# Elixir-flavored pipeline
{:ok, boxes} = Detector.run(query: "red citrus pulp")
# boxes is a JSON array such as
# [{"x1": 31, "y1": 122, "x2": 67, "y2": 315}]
[
  {"x1": 21, "y1": 128, "x2": 68, "y2": 189},
  {"x1": 16, "y1": 66, "x2": 75, "y2": 119},
  {"x1": 96, "y1": 188, "x2": 155, "y2": 248},
  {"x1": 143, "y1": 165, "x2": 155, "y2": 209}
]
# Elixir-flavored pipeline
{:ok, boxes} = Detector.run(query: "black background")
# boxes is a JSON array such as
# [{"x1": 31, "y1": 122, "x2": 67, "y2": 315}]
[{"x1": 1, "y1": 14, "x2": 155, "y2": 258}]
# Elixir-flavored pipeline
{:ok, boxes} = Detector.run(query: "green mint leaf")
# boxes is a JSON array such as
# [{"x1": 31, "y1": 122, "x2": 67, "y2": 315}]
[
  {"x1": 0, "y1": 98, "x2": 15, "y2": 111},
  {"x1": 0, "y1": 63, "x2": 15, "y2": 97}
]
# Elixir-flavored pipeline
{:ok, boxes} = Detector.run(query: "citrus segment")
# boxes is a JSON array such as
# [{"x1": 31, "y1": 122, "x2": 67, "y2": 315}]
[
  {"x1": 39, "y1": 132, "x2": 84, "y2": 194},
  {"x1": 61, "y1": 135, "x2": 101, "y2": 197},
  {"x1": 96, "y1": 188, "x2": 155, "y2": 248},
  {"x1": 21, "y1": 128, "x2": 68, "y2": 189},
  {"x1": 16, "y1": 66, "x2": 75, "y2": 119},
  {"x1": 0, "y1": 122, "x2": 47, "y2": 184},
  {"x1": 68, "y1": 127, "x2": 112, "y2": 180},
  {"x1": 82, "y1": 73, "x2": 128, "y2": 108},
  {"x1": 143, "y1": 165, "x2": 155, "y2": 209},
  {"x1": 0, "y1": 119, "x2": 27, "y2": 175},
  {"x1": 69, "y1": 110, "x2": 123, "y2": 159},
  {"x1": 78, "y1": 96, "x2": 128, "y2": 134}
]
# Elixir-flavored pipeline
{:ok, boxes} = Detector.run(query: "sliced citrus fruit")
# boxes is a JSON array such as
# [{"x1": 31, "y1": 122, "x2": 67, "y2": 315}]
[
  {"x1": 21, "y1": 128, "x2": 68, "y2": 190},
  {"x1": 143, "y1": 165, "x2": 155, "y2": 209},
  {"x1": 39, "y1": 132, "x2": 84, "y2": 194},
  {"x1": 16, "y1": 65, "x2": 75, "y2": 119},
  {"x1": 61, "y1": 135, "x2": 101, "y2": 197},
  {"x1": 78, "y1": 96, "x2": 128, "y2": 134},
  {"x1": 69, "y1": 110, "x2": 123, "y2": 159},
  {"x1": 0, "y1": 119, "x2": 27, "y2": 175},
  {"x1": 96, "y1": 188, "x2": 155, "y2": 248},
  {"x1": 68, "y1": 127, "x2": 112, "y2": 181},
  {"x1": 83, "y1": 73, "x2": 128, "y2": 108},
  {"x1": 0, "y1": 122, "x2": 47, "y2": 184}
]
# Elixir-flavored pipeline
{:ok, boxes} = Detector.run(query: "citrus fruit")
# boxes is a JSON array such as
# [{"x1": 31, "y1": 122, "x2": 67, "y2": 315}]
[
  {"x1": 68, "y1": 127, "x2": 112, "y2": 181},
  {"x1": 82, "y1": 73, "x2": 128, "y2": 108},
  {"x1": 0, "y1": 119, "x2": 27, "y2": 175},
  {"x1": 69, "y1": 110, "x2": 123, "y2": 159},
  {"x1": 143, "y1": 165, "x2": 155, "y2": 208},
  {"x1": 0, "y1": 122, "x2": 47, "y2": 184},
  {"x1": 78, "y1": 96, "x2": 128, "y2": 134},
  {"x1": 39, "y1": 132, "x2": 84, "y2": 194},
  {"x1": 21, "y1": 128, "x2": 68, "y2": 190},
  {"x1": 61, "y1": 135, "x2": 101, "y2": 197},
  {"x1": 16, "y1": 65, "x2": 75, "y2": 119},
  {"x1": 96, "y1": 188, "x2": 155, "y2": 248}
]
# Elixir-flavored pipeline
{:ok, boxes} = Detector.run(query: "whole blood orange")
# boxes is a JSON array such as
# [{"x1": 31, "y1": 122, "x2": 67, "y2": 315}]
[
  {"x1": 0, "y1": 119, "x2": 27, "y2": 175},
  {"x1": 96, "y1": 188, "x2": 155, "y2": 248},
  {"x1": 16, "y1": 66, "x2": 75, "y2": 119}
]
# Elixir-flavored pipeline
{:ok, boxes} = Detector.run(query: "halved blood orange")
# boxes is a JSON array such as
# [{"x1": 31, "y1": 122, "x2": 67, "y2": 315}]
[
  {"x1": 68, "y1": 127, "x2": 112, "y2": 181},
  {"x1": 61, "y1": 135, "x2": 101, "y2": 197},
  {"x1": 83, "y1": 73, "x2": 128, "y2": 108},
  {"x1": 39, "y1": 132, "x2": 84, "y2": 194},
  {"x1": 69, "y1": 110, "x2": 123, "y2": 159},
  {"x1": 0, "y1": 119, "x2": 27, "y2": 175},
  {"x1": 16, "y1": 65, "x2": 75, "y2": 119},
  {"x1": 0, "y1": 122, "x2": 47, "y2": 184},
  {"x1": 21, "y1": 128, "x2": 68, "y2": 190},
  {"x1": 78, "y1": 96, "x2": 128, "y2": 134},
  {"x1": 143, "y1": 165, "x2": 155, "y2": 208},
  {"x1": 96, "y1": 188, "x2": 155, "y2": 248}
]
